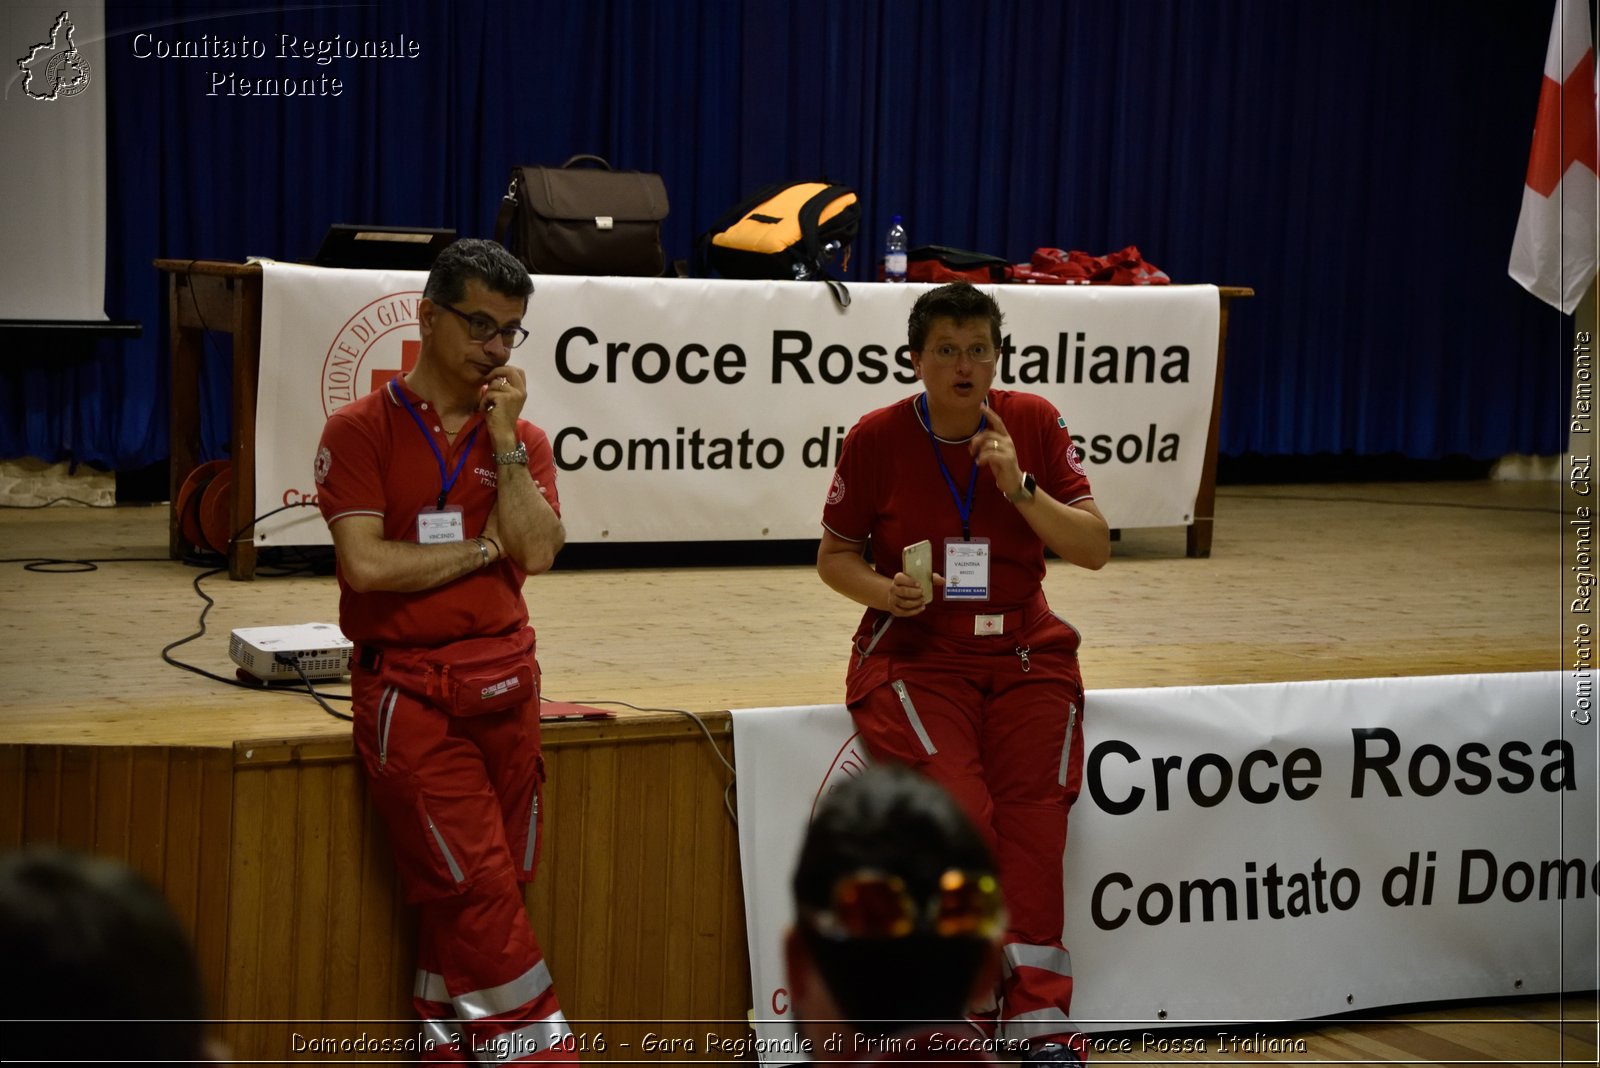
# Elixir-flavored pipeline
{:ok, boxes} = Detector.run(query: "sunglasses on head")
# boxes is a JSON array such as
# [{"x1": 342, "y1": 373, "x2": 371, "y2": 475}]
[{"x1": 799, "y1": 868, "x2": 1005, "y2": 942}]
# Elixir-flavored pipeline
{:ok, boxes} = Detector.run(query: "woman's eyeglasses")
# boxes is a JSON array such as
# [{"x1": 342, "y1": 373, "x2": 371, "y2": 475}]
[{"x1": 928, "y1": 342, "x2": 997, "y2": 364}]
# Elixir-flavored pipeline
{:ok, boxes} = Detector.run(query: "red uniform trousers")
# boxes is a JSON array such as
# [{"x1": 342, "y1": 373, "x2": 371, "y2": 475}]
[
  {"x1": 846, "y1": 601, "x2": 1087, "y2": 1060},
  {"x1": 352, "y1": 634, "x2": 572, "y2": 1064}
]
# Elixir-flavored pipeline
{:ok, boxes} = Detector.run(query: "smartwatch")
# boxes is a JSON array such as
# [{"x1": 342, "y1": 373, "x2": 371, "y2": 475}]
[{"x1": 1005, "y1": 472, "x2": 1037, "y2": 504}]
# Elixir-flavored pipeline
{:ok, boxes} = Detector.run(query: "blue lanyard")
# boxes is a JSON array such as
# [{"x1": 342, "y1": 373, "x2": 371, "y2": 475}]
[
  {"x1": 394, "y1": 382, "x2": 481, "y2": 510},
  {"x1": 918, "y1": 394, "x2": 985, "y2": 541}
]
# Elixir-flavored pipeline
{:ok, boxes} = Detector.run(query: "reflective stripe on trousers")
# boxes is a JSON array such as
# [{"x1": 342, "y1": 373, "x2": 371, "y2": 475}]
[
  {"x1": 415, "y1": 960, "x2": 557, "y2": 1021},
  {"x1": 997, "y1": 1007, "x2": 1075, "y2": 1042}
]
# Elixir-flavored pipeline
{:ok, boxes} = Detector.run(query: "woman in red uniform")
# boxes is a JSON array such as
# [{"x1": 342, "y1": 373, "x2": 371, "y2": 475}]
[{"x1": 817, "y1": 281, "x2": 1109, "y2": 1065}]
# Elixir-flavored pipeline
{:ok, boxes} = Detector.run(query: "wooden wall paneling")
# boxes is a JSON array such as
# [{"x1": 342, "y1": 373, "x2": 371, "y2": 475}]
[
  {"x1": 689, "y1": 731, "x2": 746, "y2": 1035},
  {"x1": 0, "y1": 746, "x2": 22, "y2": 844},
  {"x1": 524, "y1": 745, "x2": 558, "y2": 972},
  {"x1": 222, "y1": 746, "x2": 267, "y2": 1055},
  {"x1": 194, "y1": 747, "x2": 235, "y2": 1029},
  {"x1": 603, "y1": 733, "x2": 678, "y2": 1059},
  {"x1": 127, "y1": 746, "x2": 172, "y2": 885},
  {"x1": 289, "y1": 760, "x2": 333, "y2": 1019},
  {"x1": 623, "y1": 737, "x2": 670, "y2": 1021},
  {"x1": 56, "y1": 746, "x2": 96, "y2": 849},
  {"x1": 352, "y1": 785, "x2": 413, "y2": 1030},
  {"x1": 322, "y1": 758, "x2": 370, "y2": 1020},
  {"x1": 90, "y1": 747, "x2": 132, "y2": 860},
  {"x1": 255, "y1": 757, "x2": 304, "y2": 1023},
  {"x1": 661, "y1": 732, "x2": 703, "y2": 1030},
  {"x1": 572, "y1": 739, "x2": 622, "y2": 1020},
  {"x1": 21, "y1": 746, "x2": 62, "y2": 843},
  {"x1": 529, "y1": 737, "x2": 579, "y2": 1021},
  {"x1": 0, "y1": 745, "x2": 236, "y2": 1053},
  {"x1": 715, "y1": 764, "x2": 749, "y2": 1030},
  {"x1": 161, "y1": 748, "x2": 207, "y2": 927}
]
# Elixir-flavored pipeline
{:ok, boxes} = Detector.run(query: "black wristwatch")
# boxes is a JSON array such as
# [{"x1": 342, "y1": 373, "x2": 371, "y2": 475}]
[{"x1": 1005, "y1": 472, "x2": 1036, "y2": 504}]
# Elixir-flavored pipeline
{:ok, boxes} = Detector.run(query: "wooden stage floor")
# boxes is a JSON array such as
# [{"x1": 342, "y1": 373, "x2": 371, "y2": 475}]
[
  {"x1": 0, "y1": 479, "x2": 1565, "y2": 746},
  {"x1": 1, "y1": 479, "x2": 1592, "y2": 1065}
]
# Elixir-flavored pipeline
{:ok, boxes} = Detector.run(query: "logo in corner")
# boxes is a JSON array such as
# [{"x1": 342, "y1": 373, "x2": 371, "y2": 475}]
[
  {"x1": 826, "y1": 471, "x2": 846, "y2": 506},
  {"x1": 16, "y1": 12, "x2": 92, "y2": 101},
  {"x1": 313, "y1": 447, "x2": 332, "y2": 485}
]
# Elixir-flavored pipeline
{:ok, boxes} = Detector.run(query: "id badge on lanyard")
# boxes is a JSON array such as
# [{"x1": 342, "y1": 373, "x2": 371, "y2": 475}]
[
  {"x1": 919, "y1": 394, "x2": 992, "y2": 602},
  {"x1": 943, "y1": 537, "x2": 991, "y2": 600},
  {"x1": 418, "y1": 506, "x2": 466, "y2": 544},
  {"x1": 396, "y1": 383, "x2": 480, "y2": 544}
]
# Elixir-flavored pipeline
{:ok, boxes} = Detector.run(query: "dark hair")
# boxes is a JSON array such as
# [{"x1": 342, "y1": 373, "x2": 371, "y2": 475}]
[
  {"x1": 423, "y1": 237, "x2": 534, "y2": 306},
  {"x1": 907, "y1": 281, "x2": 1004, "y2": 352},
  {"x1": 793, "y1": 765, "x2": 997, "y2": 1035},
  {"x1": 0, "y1": 849, "x2": 209, "y2": 1061}
]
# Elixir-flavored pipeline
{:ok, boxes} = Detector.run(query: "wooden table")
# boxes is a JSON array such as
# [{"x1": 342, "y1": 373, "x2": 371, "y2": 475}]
[{"x1": 156, "y1": 260, "x2": 1250, "y2": 577}]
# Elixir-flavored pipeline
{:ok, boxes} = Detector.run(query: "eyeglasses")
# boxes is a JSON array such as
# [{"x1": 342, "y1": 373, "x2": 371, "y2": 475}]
[
  {"x1": 927, "y1": 342, "x2": 997, "y2": 364},
  {"x1": 435, "y1": 302, "x2": 530, "y2": 349},
  {"x1": 798, "y1": 868, "x2": 1005, "y2": 942}
]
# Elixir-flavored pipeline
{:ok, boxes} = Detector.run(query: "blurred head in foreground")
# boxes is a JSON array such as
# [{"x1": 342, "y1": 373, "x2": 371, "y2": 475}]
[
  {"x1": 787, "y1": 764, "x2": 1004, "y2": 1054},
  {"x1": 0, "y1": 848, "x2": 214, "y2": 1063}
]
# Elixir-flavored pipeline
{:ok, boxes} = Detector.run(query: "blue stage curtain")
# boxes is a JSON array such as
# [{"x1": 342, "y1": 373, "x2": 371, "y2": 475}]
[{"x1": 1, "y1": 0, "x2": 1570, "y2": 469}]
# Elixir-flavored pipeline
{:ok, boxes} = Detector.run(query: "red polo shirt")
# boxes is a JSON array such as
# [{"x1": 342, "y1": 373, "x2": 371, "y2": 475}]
[
  {"x1": 821, "y1": 389, "x2": 1093, "y2": 620},
  {"x1": 314, "y1": 377, "x2": 560, "y2": 647}
]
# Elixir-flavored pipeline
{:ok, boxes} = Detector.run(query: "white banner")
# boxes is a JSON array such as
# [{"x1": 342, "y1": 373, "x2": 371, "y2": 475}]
[
  {"x1": 255, "y1": 265, "x2": 1219, "y2": 546},
  {"x1": 732, "y1": 672, "x2": 1597, "y2": 1046}
]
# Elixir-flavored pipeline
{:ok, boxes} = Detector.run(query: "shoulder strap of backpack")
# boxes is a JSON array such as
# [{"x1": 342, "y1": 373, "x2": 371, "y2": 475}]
[{"x1": 794, "y1": 183, "x2": 852, "y2": 267}]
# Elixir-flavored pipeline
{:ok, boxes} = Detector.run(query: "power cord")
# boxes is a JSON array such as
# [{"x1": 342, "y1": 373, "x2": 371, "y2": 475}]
[
  {"x1": 8, "y1": 497, "x2": 743, "y2": 794},
  {"x1": 157, "y1": 501, "x2": 352, "y2": 721},
  {"x1": 544, "y1": 696, "x2": 738, "y2": 823},
  {"x1": 0, "y1": 496, "x2": 116, "y2": 509},
  {"x1": 279, "y1": 654, "x2": 353, "y2": 722}
]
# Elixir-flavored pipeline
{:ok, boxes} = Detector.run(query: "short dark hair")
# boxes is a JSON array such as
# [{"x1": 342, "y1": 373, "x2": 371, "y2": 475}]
[
  {"x1": 793, "y1": 765, "x2": 997, "y2": 1036},
  {"x1": 423, "y1": 238, "x2": 534, "y2": 306},
  {"x1": 907, "y1": 281, "x2": 1004, "y2": 351},
  {"x1": 0, "y1": 849, "x2": 209, "y2": 1061}
]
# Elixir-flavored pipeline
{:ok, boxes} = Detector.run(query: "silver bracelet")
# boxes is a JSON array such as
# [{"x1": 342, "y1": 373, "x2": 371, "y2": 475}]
[{"x1": 472, "y1": 537, "x2": 490, "y2": 566}]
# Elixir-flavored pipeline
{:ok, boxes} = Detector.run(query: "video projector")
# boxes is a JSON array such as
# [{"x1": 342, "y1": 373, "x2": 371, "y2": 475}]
[{"x1": 229, "y1": 623, "x2": 353, "y2": 682}]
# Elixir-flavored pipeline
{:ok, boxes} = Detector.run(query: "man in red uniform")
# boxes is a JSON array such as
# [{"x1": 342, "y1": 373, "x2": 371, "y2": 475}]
[
  {"x1": 314, "y1": 238, "x2": 569, "y2": 1062},
  {"x1": 817, "y1": 282, "x2": 1110, "y2": 1065}
]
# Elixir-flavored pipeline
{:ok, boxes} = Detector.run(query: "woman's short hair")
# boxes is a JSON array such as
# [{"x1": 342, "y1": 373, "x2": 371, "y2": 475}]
[{"x1": 907, "y1": 281, "x2": 1005, "y2": 351}]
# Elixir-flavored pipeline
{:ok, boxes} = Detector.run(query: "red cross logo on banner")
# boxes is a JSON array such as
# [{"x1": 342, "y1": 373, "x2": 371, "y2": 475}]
[{"x1": 370, "y1": 339, "x2": 420, "y2": 395}]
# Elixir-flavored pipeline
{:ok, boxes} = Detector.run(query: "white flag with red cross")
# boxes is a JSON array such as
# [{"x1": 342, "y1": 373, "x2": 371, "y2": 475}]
[{"x1": 1509, "y1": 0, "x2": 1599, "y2": 314}]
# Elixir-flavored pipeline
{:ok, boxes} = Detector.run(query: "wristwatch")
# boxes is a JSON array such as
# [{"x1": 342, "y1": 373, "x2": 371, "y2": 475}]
[
  {"x1": 493, "y1": 442, "x2": 529, "y2": 466},
  {"x1": 1005, "y1": 472, "x2": 1037, "y2": 504}
]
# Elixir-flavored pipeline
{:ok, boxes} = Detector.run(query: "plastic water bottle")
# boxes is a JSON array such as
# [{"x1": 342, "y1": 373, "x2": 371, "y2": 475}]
[{"x1": 884, "y1": 215, "x2": 908, "y2": 282}]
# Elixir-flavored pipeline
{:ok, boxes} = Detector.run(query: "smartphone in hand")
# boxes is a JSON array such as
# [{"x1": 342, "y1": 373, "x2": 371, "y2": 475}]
[{"x1": 902, "y1": 539, "x2": 933, "y2": 604}]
